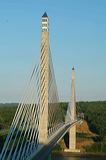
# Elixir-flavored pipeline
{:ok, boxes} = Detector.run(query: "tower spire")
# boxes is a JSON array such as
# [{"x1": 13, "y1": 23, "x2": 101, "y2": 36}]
[
  {"x1": 72, "y1": 66, "x2": 75, "y2": 81},
  {"x1": 42, "y1": 12, "x2": 49, "y2": 32},
  {"x1": 72, "y1": 66, "x2": 74, "y2": 70},
  {"x1": 42, "y1": 12, "x2": 48, "y2": 17}
]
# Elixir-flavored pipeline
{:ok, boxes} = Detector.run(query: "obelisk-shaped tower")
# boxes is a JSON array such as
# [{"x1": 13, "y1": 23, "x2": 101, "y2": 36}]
[
  {"x1": 39, "y1": 12, "x2": 49, "y2": 144},
  {"x1": 69, "y1": 67, "x2": 76, "y2": 150}
]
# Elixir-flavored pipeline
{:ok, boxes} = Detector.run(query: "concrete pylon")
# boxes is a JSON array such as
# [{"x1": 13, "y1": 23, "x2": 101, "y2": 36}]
[
  {"x1": 65, "y1": 67, "x2": 80, "y2": 152},
  {"x1": 39, "y1": 12, "x2": 49, "y2": 144},
  {"x1": 69, "y1": 125, "x2": 76, "y2": 150},
  {"x1": 69, "y1": 67, "x2": 77, "y2": 151}
]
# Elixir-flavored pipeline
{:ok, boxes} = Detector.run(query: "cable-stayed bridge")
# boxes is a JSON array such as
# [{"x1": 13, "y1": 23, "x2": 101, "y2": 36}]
[{"x1": 0, "y1": 12, "x2": 80, "y2": 160}]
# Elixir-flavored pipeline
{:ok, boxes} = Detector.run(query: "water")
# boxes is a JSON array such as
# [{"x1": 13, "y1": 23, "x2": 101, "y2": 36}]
[{"x1": 53, "y1": 156, "x2": 106, "y2": 160}]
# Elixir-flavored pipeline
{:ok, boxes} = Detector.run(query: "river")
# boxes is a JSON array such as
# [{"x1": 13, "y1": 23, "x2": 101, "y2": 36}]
[{"x1": 53, "y1": 157, "x2": 106, "y2": 160}]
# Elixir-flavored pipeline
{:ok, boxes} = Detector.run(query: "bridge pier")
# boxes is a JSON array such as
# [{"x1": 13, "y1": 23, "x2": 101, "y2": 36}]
[
  {"x1": 68, "y1": 124, "x2": 80, "y2": 152},
  {"x1": 69, "y1": 125, "x2": 76, "y2": 150},
  {"x1": 65, "y1": 125, "x2": 80, "y2": 152}
]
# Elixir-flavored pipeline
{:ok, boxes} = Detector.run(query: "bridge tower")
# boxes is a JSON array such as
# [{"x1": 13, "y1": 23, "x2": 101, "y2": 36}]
[
  {"x1": 69, "y1": 66, "x2": 77, "y2": 151},
  {"x1": 39, "y1": 12, "x2": 49, "y2": 144},
  {"x1": 65, "y1": 67, "x2": 80, "y2": 152}
]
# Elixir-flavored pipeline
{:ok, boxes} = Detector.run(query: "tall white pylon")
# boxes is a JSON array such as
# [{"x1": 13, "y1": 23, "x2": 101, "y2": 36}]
[
  {"x1": 70, "y1": 66, "x2": 76, "y2": 122},
  {"x1": 39, "y1": 12, "x2": 49, "y2": 144},
  {"x1": 65, "y1": 67, "x2": 80, "y2": 152},
  {"x1": 69, "y1": 66, "x2": 76, "y2": 150}
]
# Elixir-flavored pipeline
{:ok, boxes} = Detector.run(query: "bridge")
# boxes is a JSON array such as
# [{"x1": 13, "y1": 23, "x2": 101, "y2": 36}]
[{"x1": 0, "y1": 12, "x2": 80, "y2": 160}]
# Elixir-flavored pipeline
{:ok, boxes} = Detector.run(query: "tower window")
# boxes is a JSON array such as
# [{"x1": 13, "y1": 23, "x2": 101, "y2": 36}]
[
  {"x1": 42, "y1": 24, "x2": 47, "y2": 27},
  {"x1": 42, "y1": 28, "x2": 47, "y2": 32},
  {"x1": 42, "y1": 19, "x2": 47, "y2": 22}
]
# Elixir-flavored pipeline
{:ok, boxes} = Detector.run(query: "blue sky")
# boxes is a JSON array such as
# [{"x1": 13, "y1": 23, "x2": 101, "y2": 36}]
[{"x1": 0, "y1": 0, "x2": 106, "y2": 102}]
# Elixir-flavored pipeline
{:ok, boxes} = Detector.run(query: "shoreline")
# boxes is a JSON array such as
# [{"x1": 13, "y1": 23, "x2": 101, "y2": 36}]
[{"x1": 52, "y1": 151, "x2": 106, "y2": 158}]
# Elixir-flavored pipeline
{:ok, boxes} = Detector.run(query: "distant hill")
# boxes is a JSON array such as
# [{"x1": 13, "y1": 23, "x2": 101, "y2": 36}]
[{"x1": 0, "y1": 103, "x2": 18, "y2": 107}]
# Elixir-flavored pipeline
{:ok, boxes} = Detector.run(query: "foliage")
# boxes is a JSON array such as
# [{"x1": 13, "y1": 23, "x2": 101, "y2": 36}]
[
  {"x1": 85, "y1": 142, "x2": 106, "y2": 153},
  {"x1": 0, "y1": 103, "x2": 17, "y2": 127},
  {"x1": 77, "y1": 132, "x2": 92, "y2": 139},
  {"x1": 59, "y1": 102, "x2": 68, "y2": 121},
  {"x1": 77, "y1": 101, "x2": 106, "y2": 141}
]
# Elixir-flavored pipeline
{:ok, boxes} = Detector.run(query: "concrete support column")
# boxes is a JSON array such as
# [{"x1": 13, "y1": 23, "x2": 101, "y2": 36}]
[
  {"x1": 39, "y1": 13, "x2": 49, "y2": 144},
  {"x1": 69, "y1": 125, "x2": 76, "y2": 150},
  {"x1": 65, "y1": 67, "x2": 80, "y2": 152}
]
